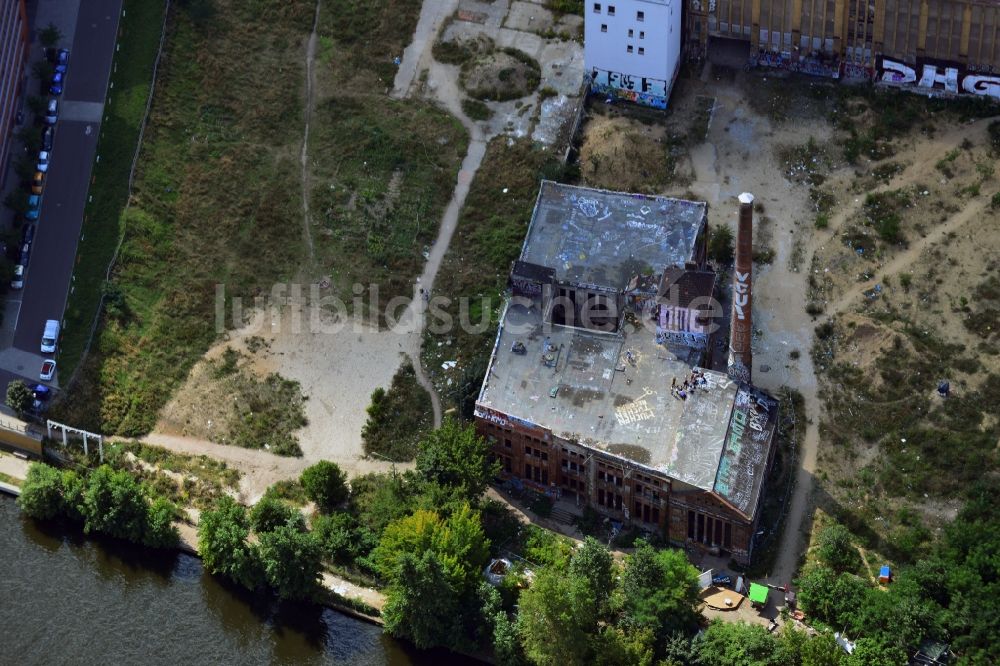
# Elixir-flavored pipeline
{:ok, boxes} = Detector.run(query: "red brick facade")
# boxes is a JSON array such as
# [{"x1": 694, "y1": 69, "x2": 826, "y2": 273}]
[{"x1": 478, "y1": 413, "x2": 771, "y2": 564}]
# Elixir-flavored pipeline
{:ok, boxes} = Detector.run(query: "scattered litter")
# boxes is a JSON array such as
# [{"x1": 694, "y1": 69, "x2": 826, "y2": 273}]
[{"x1": 442, "y1": 360, "x2": 457, "y2": 370}]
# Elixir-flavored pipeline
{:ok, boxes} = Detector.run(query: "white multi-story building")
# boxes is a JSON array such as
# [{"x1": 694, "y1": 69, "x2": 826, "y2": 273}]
[{"x1": 584, "y1": 0, "x2": 682, "y2": 109}]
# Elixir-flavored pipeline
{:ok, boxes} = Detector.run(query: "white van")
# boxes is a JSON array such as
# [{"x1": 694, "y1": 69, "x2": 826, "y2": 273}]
[{"x1": 41, "y1": 319, "x2": 60, "y2": 353}]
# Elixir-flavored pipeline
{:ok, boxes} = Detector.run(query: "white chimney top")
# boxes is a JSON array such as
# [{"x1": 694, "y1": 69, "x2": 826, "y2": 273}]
[{"x1": 738, "y1": 192, "x2": 754, "y2": 205}]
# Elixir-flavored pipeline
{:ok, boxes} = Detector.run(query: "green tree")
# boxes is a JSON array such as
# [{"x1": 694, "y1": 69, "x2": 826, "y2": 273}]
[
  {"x1": 800, "y1": 632, "x2": 844, "y2": 666},
  {"x1": 694, "y1": 621, "x2": 782, "y2": 666},
  {"x1": 143, "y1": 496, "x2": 179, "y2": 548},
  {"x1": 383, "y1": 550, "x2": 463, "y2": 649},
  {"x1": 593, "y1": 625, "x2": 655, "y2": 666},
  {"x1": 6, "y1": 379, "x2": 33, "y2": 415},
  {"x1": 797, "y1": 565, "x2": 870, "y2": 629},
  {"x1": 708, "y1": 225, "x2": 734, "y2": 264},
  {"x1": 39, "y1": 22, "x2": 62, "y2": 48},
  {"x1": 249, "y1": 493, "x2": 301, "y2": 533},
  {"x1": 349, "y1": 471, "x2": 417, "y2": 533},
  {"x1": 17, "y1": 463, "x2": 64, "y2": 520},
  {"x1": 373, "y1": 504, "x2": 489, "y2": 593},
  {"x1": 258, "y1": 523, "x2": 323, "y2": 600},
  {"x1": 569, "y1": 536, "x2": 615, "y2": 614},
  {"x1": 516, "y1": 567, "x2": 597, "y2": 665},
  {"x1": 816, "y1": 524, "x2": 861, "y2": 573},
  {"x1": 415, "y1": 418, "x2": 497, "y2": 497},
  {"x1": 80, "y1": 465, "x2": 150, "y2": 543},
  {"x1": 300, "y1": 460, "x2": 349, "y2": 512},
  {"x1": 312, "y1": 511, "x2": 364, "y2": 565},
  {"x1": 60, "y1": 469, "x2": 86, "y2": 522},
  {"x1": 198, "y1": 496, "x2": 263, "y2": 590},
  {"x1": 620, "y1": 541, "x2": 700, "y2": 636},
  {"x1": 845, "y1": 636, "x2": 907, "y2": 666}
]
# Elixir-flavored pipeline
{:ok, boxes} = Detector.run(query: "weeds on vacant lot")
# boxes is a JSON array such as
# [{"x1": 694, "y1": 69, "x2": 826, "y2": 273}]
[
  {"x1": 862, "y1": 189, "x2": 912, "y2": 245},
  {"x1": 61, "y1": 0, "x2": 466, "y2": 436},
  {"x1": 57, "y1": 0, "x2": 314, "y2": 435},
  {"x1": 361, "y1": 360, "x2": 433, "y2": 462},
  {"x1": 59, "y1": 0, "x2": 167, "y2": 376},
  {"x1": 816, "y1": 317, "x2": 998, "y2": 502}
]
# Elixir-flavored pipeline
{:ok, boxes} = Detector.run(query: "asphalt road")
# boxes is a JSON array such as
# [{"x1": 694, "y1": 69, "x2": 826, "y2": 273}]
[{"x1": 12, "y1": 0, "x2": 122, "y2": 354}]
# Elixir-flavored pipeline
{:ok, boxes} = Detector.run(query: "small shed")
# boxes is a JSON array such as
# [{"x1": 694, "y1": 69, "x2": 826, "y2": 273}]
[
  {"x1": 879, "y1": 565, "x2": 892, "y2": 584},
  {"x1": 748, "y1": 582, "x2": 769, "y2": 607}
]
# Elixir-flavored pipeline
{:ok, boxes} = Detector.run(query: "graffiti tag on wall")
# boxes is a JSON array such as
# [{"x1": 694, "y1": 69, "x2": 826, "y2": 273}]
[
  {"x1": 591, "y1": 68, "x2": 669, "y2": 110},
  {"x1": 879, "y1": 57, "x2": 1000, "y2": 101},
  {"x1": 511, "y1": 278, "x2": 542, "y2": 297}
]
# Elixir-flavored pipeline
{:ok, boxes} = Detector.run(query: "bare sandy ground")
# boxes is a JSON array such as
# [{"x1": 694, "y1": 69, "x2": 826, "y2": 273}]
[{"x1": 151, "y1": 304, "x2": 416, "y2": 502}]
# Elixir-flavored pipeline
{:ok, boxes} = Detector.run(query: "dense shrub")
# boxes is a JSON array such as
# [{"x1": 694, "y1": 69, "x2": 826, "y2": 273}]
[{"x1": 300, "y1": 460, "x2": 349, "y2": 512}]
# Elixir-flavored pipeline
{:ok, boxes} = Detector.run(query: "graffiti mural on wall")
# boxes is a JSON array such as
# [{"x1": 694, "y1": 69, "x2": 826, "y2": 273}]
[
  {"x1": 753, "y1": 50, "x2": 840, "y2": 78},
  {"x1": 840, "y1": 61, "x2": 875, "y2": 81},
  {"x1": 878, "y1": 57, "x2": 1000, "y2": 101},
  {"x1": 590, "y1": 68, "x2": 669, "y2": 109}
]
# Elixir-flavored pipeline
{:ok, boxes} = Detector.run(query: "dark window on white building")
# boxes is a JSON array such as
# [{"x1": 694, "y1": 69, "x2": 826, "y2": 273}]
[
  {"x1": 593, "y1": 2, "x2": 601, "y2": 12},
  {"x1": 626, "y1": 45, "x2": 633, "y2": 53},
  {"x1": 601, "y1": 23, "x2": 607, "y2": 32},
  {"x1": 608, "y1": 5, "x2": 615, "y2": 16},
  {"x1": 637, "y1": 10, "x2": 644, "y2": 21}
]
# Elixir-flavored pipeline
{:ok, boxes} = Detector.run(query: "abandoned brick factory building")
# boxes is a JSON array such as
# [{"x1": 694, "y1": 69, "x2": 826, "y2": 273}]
[{"x1": 474, "y1": 182, "x2": 779, "y2": 565}]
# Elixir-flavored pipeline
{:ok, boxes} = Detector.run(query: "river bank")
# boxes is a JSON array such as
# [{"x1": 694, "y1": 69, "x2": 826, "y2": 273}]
[{"x1": 0, "y1": 494, "x2": 474, "y2": 665}]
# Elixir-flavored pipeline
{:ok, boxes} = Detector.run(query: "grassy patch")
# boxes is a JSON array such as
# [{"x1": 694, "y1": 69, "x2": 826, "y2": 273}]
[
  {"x1": 0, "y1": 471, "x2": 21, "y2": 486},
  {"x1": 59, "y1": 0, "x2": 466, "y2": 436},
  {"x1": 422, "y1": 138, "x2": 570, "y2": 415},
  {"x1": 460, "y1": 47, "x2": 541, "y2": 102},
  {"x1": 862, "y1": 189, "x2": 912, "y2": 245},
  {"x1": 204, "y1": 352, "x2": 307, "y2": 456},
  {"x1": 59, "y1": 0, "x2": 168, "y2": 376},
  {"x1": 57, "y1": 0, "x2": 315, "y2": 435},
  {"x1": 361, "y1": 360, "x2": 433, "y2": 462},
  {"x1": 266, "y1": 479, "x2": 310, "y2": 506},
  {"x1": 120, "y1": 440, "x2": 239, "y2": 489},
  {"x1": 461, "y1": 98, "x2": 493, "y2": 121}
]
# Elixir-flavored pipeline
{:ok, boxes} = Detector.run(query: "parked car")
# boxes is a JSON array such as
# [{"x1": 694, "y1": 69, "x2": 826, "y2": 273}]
[
  {"x1": 11, "y1": 264, "x2": 24, "y2": 290},
  {"x1": 22, "y1": 221, "x2": 35, "y2": 247},
  {"x1": 40, "y1": 361, "x2": 57, "y2": 382},
  {"x1": 41, "y1": 126, "x2": 53, "y2": 150},
  {"x1": 54, "y1": 49, "x2": 69, "y2": 74},
  {"x1": 49, "y1": 71, "x2": 63, "y2": 96},
  {"x1": 32, "y1": 170, "x2": 44, "y2": 194},
  {"x1": 41, "y1": 319, "x2": 60, "y2": 354},
  {"x1": 36, "y1": 151, "x2": 49, "y2": 173},
  {"x1": 27, "y1": 195, "x2": 41, "y2": 220},
  {"x1": 44, "y1": 99, "x2": 58, "y2": 125}
]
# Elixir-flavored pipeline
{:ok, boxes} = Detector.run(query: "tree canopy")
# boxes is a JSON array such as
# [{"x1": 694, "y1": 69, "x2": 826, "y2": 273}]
[
  {"x1": 258, "y1": 523, "x2": 323, "y2": 601},
  {"x1": 17, "y1": 463, "x2": 65, "y2": 520},
  {"x1": 620, "y1": 540, "x2": 700, "y2": 636},
  {"x1": 198, "y1": 495, "x2": 263, "y2": 590},
  {"x1": 415, "y1": 418, "x2": 497, "y2": 497},
  {"x1": 516, "y1": 567, "x2": 598, "y2": 666},
  {"x1": 17, "y1": 463, "x2": 177, "y2": 549},
  {"x1": 6, "y1": 379, "x2": 33, "y2": 415},
  {"x1": 300, "y1": 460, "x2": 349, "y2": 512}
]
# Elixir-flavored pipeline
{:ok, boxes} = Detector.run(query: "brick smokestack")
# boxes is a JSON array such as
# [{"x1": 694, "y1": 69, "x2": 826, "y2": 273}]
[{"x1": 728, "y1": 193, "x2": 754, "y2": 383}]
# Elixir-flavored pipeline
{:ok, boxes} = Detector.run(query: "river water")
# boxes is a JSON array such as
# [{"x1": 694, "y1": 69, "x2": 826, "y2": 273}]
[{"x1": 0, "y1": 496, "x2": 454, "y2": 665}]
